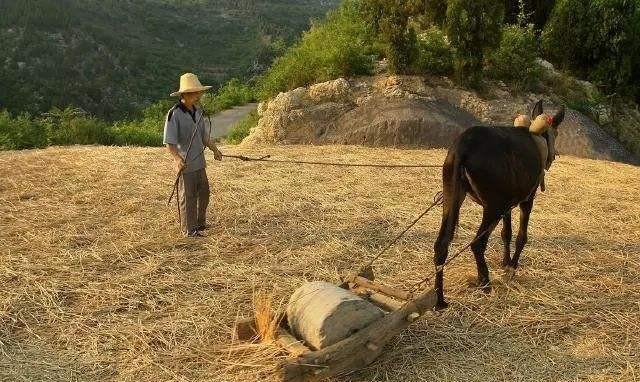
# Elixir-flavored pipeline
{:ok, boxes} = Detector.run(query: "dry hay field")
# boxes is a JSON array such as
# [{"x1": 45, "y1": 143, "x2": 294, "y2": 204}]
[{"x1": 1, "y1": 145, "x2": 639, "y2": 382}]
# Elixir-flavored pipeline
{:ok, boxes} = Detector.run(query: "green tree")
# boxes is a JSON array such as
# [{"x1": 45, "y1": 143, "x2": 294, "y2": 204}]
[
  {"x1": 416, "y1": 0, "x2": 449, "y2": 28},
  {"x1": 487, "y1": 24, "x2": 541, "y2": 91},
  {"x1": 362, "y1": 0, "x2": 424, "y2": 73},
  {"x1": 503, "y1": 0, "x2": 556, "y2": 30},
  {"x1": 542, "y1": 0, "x2": 640, "y2": 98},
  {"x1": 445, "y1": 0, "x2": 504, "y2": 88}
]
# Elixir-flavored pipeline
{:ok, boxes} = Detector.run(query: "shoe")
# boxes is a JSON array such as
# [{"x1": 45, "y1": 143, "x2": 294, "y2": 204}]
[{"x1": 186, "y1": 230, "x2": 205, "y2": 238}]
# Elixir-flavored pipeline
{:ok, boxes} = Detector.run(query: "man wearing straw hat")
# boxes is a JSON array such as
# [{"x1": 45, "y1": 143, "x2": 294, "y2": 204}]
[{"x1": 164, "y1": 73, "x2": 222, "y2": 237}]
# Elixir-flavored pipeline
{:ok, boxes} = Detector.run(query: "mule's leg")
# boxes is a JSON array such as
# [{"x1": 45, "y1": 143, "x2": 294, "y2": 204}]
[
  {"x1": 471, "y1": 209, "x2": 501, "y2": 289},
  {"x1": 501, "y1": 210, "x2": 513, "y2": 267},
  {"x1": 434, "y1": 217, "x2": 453, "y2": 309},
  {"x1": 510, "y1": 198, "x2": 534, "y2": 269}
]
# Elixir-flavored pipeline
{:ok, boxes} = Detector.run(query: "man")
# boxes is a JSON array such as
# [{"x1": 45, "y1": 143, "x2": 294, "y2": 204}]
[{"x1": 164, "y1": 73, "x2": 223, "y2": 237}]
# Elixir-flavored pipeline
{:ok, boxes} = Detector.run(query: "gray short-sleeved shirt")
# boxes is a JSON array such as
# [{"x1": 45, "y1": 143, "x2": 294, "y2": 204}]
[{"x1": 163, "y1": 103, "x2": 211, "y2": 173}]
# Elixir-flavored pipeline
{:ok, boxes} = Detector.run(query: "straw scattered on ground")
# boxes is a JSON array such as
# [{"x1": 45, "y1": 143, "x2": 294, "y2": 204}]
[{"x1": 0, "y1": 144, "x2": 639, "y2": 382}]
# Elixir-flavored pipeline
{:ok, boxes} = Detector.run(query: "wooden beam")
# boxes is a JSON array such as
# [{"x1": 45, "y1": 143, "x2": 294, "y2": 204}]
[
  {"x1": 348, "y1": 275, "x2": 412, "y2": 301},
  {"x1": 278, "y1": 288, "x2": 437, "y2": 382},
  {"x1": 277, "y1": 327, "x2": 311, "y2": 357},
  {"x1": 366, "y1": 292, "x2": 404, "y2": 312}
]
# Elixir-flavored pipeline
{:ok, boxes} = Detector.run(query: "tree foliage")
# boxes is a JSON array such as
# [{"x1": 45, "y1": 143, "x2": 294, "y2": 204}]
[
  {"x1": 445, "y1": 0, "x2": 505, "y2": 87},
  {"x1": 361, "y1": 0, "x2": 425, "y2": 73},
  {"x1": 487, "y1": 24, "x2": 542, "y2": 91},
  {"x1": 543, "y1": 0, "x2": 640, "y2": 98}
]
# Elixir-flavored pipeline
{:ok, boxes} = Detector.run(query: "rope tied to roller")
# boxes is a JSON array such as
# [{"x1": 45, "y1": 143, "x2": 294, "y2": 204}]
[
  {"x1": 405, "y1": 210, "x2": 508, "y2": 296},
  {"x1": 357, "y1": 191, "x2": 444, "y2": 275}
]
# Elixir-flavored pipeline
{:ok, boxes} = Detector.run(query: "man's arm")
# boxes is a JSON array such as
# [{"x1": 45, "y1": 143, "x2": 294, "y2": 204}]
[
  {"x1": 202, "y1": 117, "x2": 222, "y2": 161},
  {"x1": 163, "y1": 109, "x2": 185, "y2": 170}
]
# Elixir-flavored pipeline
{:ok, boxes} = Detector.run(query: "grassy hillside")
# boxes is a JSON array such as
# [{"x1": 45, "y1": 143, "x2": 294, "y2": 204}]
[
  {"x1": 1, "y1": 145, "x2": 639, "y2": 381},
  {"x1": 0, "y1": 0, "x2": 338, "y2": 120}
]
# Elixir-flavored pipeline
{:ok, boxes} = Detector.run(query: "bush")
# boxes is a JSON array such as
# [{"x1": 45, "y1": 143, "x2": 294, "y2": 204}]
[
  {"x1": 0, "y1": 76, "x2": 260, "y2": 150},
  {"x1": 445, "y1": 0, "x2": 504, "y2": 88},
  {"x1": 486, "y1": 25, "x2": 542, "y2": 91},
  {"x1": 411, "y1": 26, "x2": 454, "y2": 75},
  {"x1": 226, "y1": 110, "x2": 259, "y2": 144},
  {"x1": 109, "y1": 121, "x2": 163, "y2": 147},
  {"x1": 542, "y1": 0, "x2": 640, "y2": 98},
  {"x1": 107, "y1": 100, "x2": 171, "y2": 147},
  {"x1": 362, "y1": 0, "x2": 425, "y2": 74},
  {"x1": 257, "y1": 0, "x2": 376, "y2": 100},
  {"x1": 201, "y1": 79, "x2": 255, "y2": 113},
  {"x1": 0, "y1": 110, "x2": 48, "y2": 150},
  {"x1": 0, "y1": 107, "x2": 113, "y2": 149},
  {"x1": 41, "y1": 107, "x2": 111, "y2": 146}
]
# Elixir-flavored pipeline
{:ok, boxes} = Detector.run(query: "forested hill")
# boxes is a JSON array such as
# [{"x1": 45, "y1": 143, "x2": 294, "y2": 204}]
[{"x1": 0, "y1": 0, "x2": 338, "y2": 120}]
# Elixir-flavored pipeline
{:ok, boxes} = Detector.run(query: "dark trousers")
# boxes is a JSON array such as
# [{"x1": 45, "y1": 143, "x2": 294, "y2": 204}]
[{"x1": 178, "y1": 168, "x2": 210, "y2": 233}]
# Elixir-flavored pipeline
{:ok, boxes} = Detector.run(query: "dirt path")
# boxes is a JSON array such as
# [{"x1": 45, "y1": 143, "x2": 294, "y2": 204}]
[{"x1": 210, "y1": 103, "x2": 257, "y2": 139}]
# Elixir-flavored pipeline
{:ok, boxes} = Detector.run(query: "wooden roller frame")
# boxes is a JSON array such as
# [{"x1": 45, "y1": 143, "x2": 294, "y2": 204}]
[{"x1": 234, "y1": 272, "x2": 437, "y2": 382}]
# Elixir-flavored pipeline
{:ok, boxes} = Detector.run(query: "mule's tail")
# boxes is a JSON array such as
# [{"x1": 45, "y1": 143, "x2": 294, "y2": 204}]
[
  {"x1": 434, "y1": 150, "x2": 467, "y2": 309},
  {"x1": 440, "y1": 151, "x2": 467, "y2": 239}
]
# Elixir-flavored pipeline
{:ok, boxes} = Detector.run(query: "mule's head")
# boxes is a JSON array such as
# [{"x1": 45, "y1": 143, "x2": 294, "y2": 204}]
[{"x1": 531, "y1": 100, "x2": 565, "y2": 169}]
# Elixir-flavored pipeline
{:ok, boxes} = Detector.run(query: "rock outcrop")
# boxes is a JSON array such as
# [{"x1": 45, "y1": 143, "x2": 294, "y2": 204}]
[{"x1": 243, "y1": 74, "x2": 638, "y2": 165}]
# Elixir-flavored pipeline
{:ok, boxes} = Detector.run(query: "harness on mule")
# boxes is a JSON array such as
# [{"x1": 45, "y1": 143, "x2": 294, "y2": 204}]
[{"x1": 513, "y1": 114, "x2": 555, "y2": 192}]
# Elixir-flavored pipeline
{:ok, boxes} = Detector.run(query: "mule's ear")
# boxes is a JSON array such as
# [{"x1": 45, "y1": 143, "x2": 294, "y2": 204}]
[
  {"x1": 553, "y1": 106, "x2": 565, "y2": 127},
  {"x1": 531, "y1": 100, "x2": 543, "y2": 119}
]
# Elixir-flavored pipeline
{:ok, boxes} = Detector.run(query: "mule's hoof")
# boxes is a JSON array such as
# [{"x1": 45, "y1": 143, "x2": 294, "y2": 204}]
[
  {"x1": 467, "y1": 277, "x2": 491, "y2": 292},
  {"x1": 478, "y1": 282, "x2": 492, "y2": 294},
  {"x1": 435, "y1": 300, "x2": 449, "y2": 311},
  {"x1": 503, "y1": 266, "x2": 517, "y2": 280}
]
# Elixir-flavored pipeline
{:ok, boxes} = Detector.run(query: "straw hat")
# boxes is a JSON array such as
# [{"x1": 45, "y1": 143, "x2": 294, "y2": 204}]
[{"x1": 170, "y1": 73, "x2": 212, "y2": 97}]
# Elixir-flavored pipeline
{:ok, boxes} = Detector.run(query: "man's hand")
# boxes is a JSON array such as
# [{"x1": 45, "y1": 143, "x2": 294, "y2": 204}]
[
  {"x1": 166, "y1": 144, "x2": 185, "y2": 171},
  {"x1": 211, "y1": 145, "x2": 223, "y2": 161},
  {"x1": 174, "y1": 156, "x2": 185, "y2": 171}
]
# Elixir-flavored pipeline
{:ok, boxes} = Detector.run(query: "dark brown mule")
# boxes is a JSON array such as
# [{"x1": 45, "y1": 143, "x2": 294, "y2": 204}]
[{"x1": 434, "y1": 100, "x2": 565, "y2": 309}]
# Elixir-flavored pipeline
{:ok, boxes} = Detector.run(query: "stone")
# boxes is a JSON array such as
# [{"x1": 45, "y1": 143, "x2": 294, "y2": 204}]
[{"x1": 286, "y1": 282, "x2": 384, "y2": 350}]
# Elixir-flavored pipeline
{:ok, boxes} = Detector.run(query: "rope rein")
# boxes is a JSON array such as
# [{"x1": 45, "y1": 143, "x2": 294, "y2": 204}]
[
  {"x1": 221, "y1": 153, "x2": 443, "y2": 169},
  {"x1": 164, "y1": 131, "x2": 501, "y2": 295},
  {"x1": 166, "y1": 145, "x2": 509, "y2": 297}
]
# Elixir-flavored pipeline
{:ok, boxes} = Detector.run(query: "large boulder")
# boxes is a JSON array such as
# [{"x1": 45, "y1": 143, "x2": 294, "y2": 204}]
[
  {"x1": 326, "y1": 96, "x2": 477, "y2": 147},
  {"x1": 556, "y1": 110, "x2": 639, "y2": 164},
  {"x1": 243, "y1": 74, "x2": 639, "y2": 165}
]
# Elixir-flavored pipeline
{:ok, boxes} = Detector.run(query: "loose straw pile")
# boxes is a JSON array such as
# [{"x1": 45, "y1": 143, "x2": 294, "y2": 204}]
[{"x1": 0, "y1": 144, "x2": 639, "y2": 381}]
